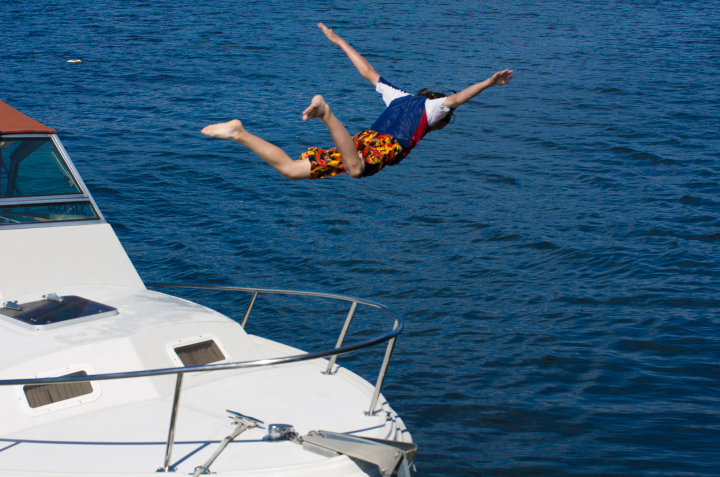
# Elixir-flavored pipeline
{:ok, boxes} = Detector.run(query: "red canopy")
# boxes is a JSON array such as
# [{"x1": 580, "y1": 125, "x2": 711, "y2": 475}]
[{"x1": 0, "y1": 101, "x2": 57, "y2": 135}]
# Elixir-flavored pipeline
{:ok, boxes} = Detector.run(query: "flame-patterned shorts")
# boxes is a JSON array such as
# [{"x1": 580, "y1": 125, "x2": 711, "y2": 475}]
[{"x1": 301, "y1": 130, "x2": 403, "y2": 180}]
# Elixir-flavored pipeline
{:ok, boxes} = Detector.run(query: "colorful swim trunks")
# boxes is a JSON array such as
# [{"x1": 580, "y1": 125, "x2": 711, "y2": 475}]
[{"x1": 301, "y1": 130, "x2": 403, "y2": 180}]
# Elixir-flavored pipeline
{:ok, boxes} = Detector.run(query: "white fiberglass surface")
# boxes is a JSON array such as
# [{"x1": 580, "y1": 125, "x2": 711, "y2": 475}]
[
  {"x1": 0, "y1": 286, "x2": 406, "y2": 475},
  {"x1": 0, "y1": 362, "x2": 395, "y2": 474},
  {"x1": 0, "y1": 225, "x2": 144, "y2": 300},
  {"x1": 0, "y1": 286, "x2": 250, "y2": 372}
]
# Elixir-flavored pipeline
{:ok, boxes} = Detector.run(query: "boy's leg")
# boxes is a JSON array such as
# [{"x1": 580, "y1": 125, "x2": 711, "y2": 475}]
[
  {"x1": 201, "y1": 120, "x2": 311, "y2": 180},
  {"x1": 202, "y1": 95, "x2": 362, "y2": 180},
  {"x1": 302, "y1": 95, "x2": 365, "y2": 178}
]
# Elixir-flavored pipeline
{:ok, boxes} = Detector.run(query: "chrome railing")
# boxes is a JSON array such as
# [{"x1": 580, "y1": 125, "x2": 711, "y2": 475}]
[{"x1": 0, "y1": 283, "x2": 404, "y2": 472}]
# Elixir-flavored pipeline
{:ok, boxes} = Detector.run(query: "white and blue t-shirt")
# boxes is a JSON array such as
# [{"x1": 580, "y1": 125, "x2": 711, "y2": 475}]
[{"x1": 369, "y1": 77, "x2": 452, "y2": 156}]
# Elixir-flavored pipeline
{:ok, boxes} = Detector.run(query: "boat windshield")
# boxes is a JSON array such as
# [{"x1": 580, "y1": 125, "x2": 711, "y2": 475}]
[
  {"x1": 0, "y1": 138, "x2": 81, "y2": 198},
  {"x1": 0, "y1": 202, "x2": 99, "y2": 226}
]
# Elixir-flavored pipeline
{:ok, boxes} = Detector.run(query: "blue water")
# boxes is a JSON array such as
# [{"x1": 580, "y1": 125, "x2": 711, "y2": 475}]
[{"x1": 2, "y1": 1, "x2": 719, "y2": 475}]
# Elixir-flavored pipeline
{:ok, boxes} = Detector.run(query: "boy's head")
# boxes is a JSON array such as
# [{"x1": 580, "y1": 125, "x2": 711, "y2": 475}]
[{"x1": 416, "y1": 88, "x2": 456, "y2": 131}]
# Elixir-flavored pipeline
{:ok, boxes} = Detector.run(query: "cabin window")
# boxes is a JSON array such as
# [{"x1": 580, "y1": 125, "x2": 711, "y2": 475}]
[
  {"x1": 0, "y1": 138, "x2": 81, "y2": 198},
  {"x1": 23, "y1": 371, "x2": 93, "y2": 408},
  {"x1": 0, "y1": 201, "x2": 99, "y2": 226},
  {"x1": 174, "y1": 340, "x2": 226, "y2": 367}
]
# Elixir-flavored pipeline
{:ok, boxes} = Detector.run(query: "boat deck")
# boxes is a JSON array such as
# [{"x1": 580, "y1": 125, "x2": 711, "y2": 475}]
[{"x1": 0, "y1": 337, "x2": 407, "y2": 475}]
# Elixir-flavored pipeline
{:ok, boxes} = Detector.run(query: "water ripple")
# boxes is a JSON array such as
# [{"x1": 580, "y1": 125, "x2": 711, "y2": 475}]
[{"x1": 2, "y1": 0, "x2": 719, "y2": 475}]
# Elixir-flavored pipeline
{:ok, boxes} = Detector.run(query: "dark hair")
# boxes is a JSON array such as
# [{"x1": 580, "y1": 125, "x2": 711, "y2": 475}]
[{"x1": 416, "y1": 88, "x2": 456, "y2": 124}]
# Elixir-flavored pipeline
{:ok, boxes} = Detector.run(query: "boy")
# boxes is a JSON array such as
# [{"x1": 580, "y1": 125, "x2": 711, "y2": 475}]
[{"x1": 201, "y1": 23, "x2": 513, "y2": 180}]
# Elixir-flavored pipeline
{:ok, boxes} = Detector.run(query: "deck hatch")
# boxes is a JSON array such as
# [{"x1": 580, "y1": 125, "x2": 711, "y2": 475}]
[
  {"x1": 0, "y1": 295, "x2": 118, "y2": 331},
  {"x1": 23, "y1": 371, "x2": 93, "y2": 408},
  {"x1": 175, "y1": 340, "x2": 225, "y2": 366}
]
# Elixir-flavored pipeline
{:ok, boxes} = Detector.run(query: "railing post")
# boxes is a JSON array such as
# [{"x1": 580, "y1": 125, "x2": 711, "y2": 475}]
[
  {"x1": 367, "y1": 320, "x2": 398, "y2": 415},
  {"x1": 160, "y1": 373, "x2": 184, "y2": 472},
  {"x1": 324, "y1": 301, "x2": 358, "y2": 375},
  {"x1": 241, "y1": 292, "x2": 258, "y2": 328}
]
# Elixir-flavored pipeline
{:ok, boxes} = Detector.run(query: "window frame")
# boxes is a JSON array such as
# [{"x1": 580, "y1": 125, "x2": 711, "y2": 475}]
[
  {"x1": 0, "y1": 134, "x2": 106, "y2": 230},
  {"x1": 0, "y1": 200, "x2": 102, "y2": 228}
]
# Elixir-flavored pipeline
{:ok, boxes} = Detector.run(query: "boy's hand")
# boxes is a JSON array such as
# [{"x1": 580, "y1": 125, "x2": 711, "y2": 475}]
[
  {"x1": 491, "y1": 69, "x2": 514, "y2": 86},
  {"x1": 318, "y1": 22, "x2": 344, "y2": 46}
]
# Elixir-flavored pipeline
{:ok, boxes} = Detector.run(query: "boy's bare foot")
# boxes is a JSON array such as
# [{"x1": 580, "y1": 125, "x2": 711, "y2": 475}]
[
  {"x1": 201, "y1": 119, "x2": 246, "y2": 141},
  {"x1": 302, "y1": 95, "x2": 330, "y2": 121}
]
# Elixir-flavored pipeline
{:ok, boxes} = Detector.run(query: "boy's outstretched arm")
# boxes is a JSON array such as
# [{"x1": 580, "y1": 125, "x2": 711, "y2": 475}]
[
  {"x1": 318, "y1": 22, "x2": 380, "y2": 86},
  {"x1": 442, "y1": 69, "x2": 514, "y2": 109}
]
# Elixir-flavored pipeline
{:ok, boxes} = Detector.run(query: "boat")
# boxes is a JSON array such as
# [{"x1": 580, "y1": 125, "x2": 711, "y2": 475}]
[{"x1": 0, "y1": 101, "x2": 416, "y2": 477}]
